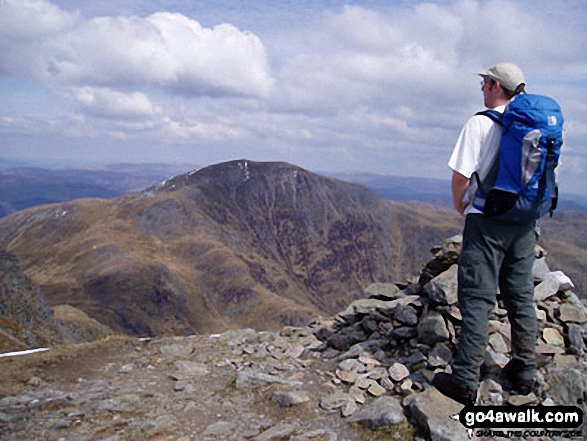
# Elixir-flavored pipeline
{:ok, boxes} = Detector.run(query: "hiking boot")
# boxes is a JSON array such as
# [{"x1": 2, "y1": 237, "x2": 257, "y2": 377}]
[
  {"x1": 432, "y1": 372, "x2": 477, "y2": 405},
  {"x1": 502, "y1": 359, "x2": 535, "y2": 395}
]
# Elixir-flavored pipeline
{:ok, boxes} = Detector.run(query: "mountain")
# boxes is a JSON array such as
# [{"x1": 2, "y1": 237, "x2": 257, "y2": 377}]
[
  {"x1": 0, "y1": 160, "x2": 462, "y2": 337},
  {"x1": 0, "y1": 163, "x2": 197, "y2": 218},
  {"x1": 331, "y1": 171, "x2": 587, "y2": 212}
]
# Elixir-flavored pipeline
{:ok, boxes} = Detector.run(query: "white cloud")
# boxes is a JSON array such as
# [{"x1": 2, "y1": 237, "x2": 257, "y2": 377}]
[
  {"x1": 70, "y1": 87, "x2": 162, "y2": 120},
  {"x1": 0, "y1": 0, "x2": 273, "y2": 100}
]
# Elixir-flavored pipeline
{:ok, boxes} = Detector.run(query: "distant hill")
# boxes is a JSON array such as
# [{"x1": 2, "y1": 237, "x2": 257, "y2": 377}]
[
  {"x1": 0, "y1": 163, "x2": 197, "y2": 218},
  {"x1": 330, "y1": 172, "x2": 587, "y2": 212},
  {"x1": 2, "y1": 163, "x2": 585, "y2": 219},
  {"x1": 0, "y1": 160, "x2": 463, "y2": 337}
]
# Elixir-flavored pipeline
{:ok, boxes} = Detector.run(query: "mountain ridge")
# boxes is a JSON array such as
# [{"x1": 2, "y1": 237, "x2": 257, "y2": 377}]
[{"x1": 0, "y1": 160, "x2": 462, "y2": 337}]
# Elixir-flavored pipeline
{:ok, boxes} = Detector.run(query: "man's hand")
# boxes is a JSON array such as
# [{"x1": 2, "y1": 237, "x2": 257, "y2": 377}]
[{"x1": 452, "y1": 172, "x2": 471, "y2": 215}]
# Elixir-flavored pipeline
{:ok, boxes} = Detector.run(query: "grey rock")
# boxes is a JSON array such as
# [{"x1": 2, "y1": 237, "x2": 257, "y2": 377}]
[
  {"x1": 367, "y1": 382, "x2": 387, "y2": 397},
  {"x1": 424, "y1": 264, "x2": 458, "y2": 306},
  {"x1": 254, "y1": 423, "x2": 296, "y2": 441},
  {"x1": 235, "y1": 369, "x2": 302, "y2": 389},
  {"x1": 347, "y1": 396, "x2": 406, "y2": 429},
  {"x1": 338, "y1": 358, "x2": 366, "y2": 373},
  {"x1": 542, "y1": 327, "x2": 565, "y2": 347},
  {"x1": 507, "y1": 393, "x2": 538, "y2": 406},
  {"x1": 320, "y1": 391, "x2": 351, "y2": 411},
  {"x1": 394, "y1": 305, "x2": 419, "y2": 326},
  {"x1": 272, "y1": 390, "x2": 311, "y2": 407},
  {"x1": 567, "y1": 324, "x2": 586, "y2": 356},
  {"x1": 97, "y1": 393, "x2": 145, "y2": 413},
  {"x1": 388, "y1": 363, "x2": 410, "y2": 382},
  {"x1": 159, "y1": 343, "x2": 193, "y2": 358},
  {"x1": 392, "y1": 326, "x2": 417, "y2": 340},
  {"x1": 558, "y1": 303, "x2": 587, "y2": 324},
  {"x1": 203, "y1": 421, "x2": 236, "y2": 436},
  {"x1": 407, "y1": 388, "x2": 469, "y2": 441},
  {"x1": 545, "y1": 366, "x2": 587, "y2": 407},
  {"x1": 174, "y1": 360, "x2": 210, "y2": 376},
  {"x1": 417, "y1": 311, "x2": 449, "y2": 345},
  {"x1": 428, "y1": 342, "x2": 452, "y2": 368},
  {"x1": 364, "y1": 283, "x2": 404, "y2": 300},
  {"x1": 532, "y1": 257, "x2": 551, "y2": 283},
  {"x1": 488, "y1": 332, "x2": 509, "y2": 353},
  {"x1": 534, "y1": 275, "x2": 562, "y2": 302},
  {"x1": 534, "y1": 271, "x2": 574, "y2": 302}
]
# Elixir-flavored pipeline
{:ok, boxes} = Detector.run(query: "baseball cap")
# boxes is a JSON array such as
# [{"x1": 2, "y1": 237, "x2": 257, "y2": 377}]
[{"x1": 477, "y1": 62, "x2": 525, "y2": 91}]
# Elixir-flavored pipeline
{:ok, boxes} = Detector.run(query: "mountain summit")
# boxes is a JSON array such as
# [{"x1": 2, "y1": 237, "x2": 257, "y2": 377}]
[{"x1": 0, "y1": 160, "x2": 460, "y2": 336}]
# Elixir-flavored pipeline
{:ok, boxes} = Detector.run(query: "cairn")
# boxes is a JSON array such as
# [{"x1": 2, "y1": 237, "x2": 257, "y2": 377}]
[{"x1": 313, "y1": 235, "x2": 587, "y2": 439}]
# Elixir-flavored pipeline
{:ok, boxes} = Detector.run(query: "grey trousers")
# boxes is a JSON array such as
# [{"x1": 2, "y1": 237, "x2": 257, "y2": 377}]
[{"x1": 452, "y1": 214, "x2": 537, "y2": 389}]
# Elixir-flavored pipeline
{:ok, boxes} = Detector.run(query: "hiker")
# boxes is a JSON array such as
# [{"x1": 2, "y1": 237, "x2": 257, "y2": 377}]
[{"x1": 433, "y1": 63, "x2": 537, "y2": 405}]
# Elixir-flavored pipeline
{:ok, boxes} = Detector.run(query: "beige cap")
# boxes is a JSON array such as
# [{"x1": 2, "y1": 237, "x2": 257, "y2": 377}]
[{"x1": 477, "y1": 62, "x2": 525, "y2": 91}]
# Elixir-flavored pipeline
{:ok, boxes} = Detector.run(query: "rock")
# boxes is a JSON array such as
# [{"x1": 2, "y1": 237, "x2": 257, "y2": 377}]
[
  {"x1": 160, "y1": 343, "x2": 193, "y2": 358},
  {"x1": 447, "y1": 305, "x2": 462, "y2": 322},
  {"x1": 388, "y1": 363, "x2": 410, "y2": 382},
  {"x1": 567, "y1": 324, "x2": 586, "y2": 355},
  {"x1": 337, "y1": 370, "x2": 358, "y2": 384},
  {"x1": 348, "y1": 385, "x2": 366, "y2": 404},
  {"x1": 483, "y1": 350, "x2": 509, "y2": 372},
  {"x1": 337, "y1": 299, "x2": 396, "y2": 319},
  {"x1": 487, "y1": 332, "x2": 509, "y2": 353},
  {"x1": 417, "y1": 311, "x2": 449, "y2": 345},
  {"x1": 552, "y1": 354, "x2": 579, "y2": 369},
  {"x1": 478, "y1": 379, "x2": 503, "y2": 405},
  {"x1": 174, "y1": 360, "x2": 210, "y2": 376},
  {"x1": 235, "y1": 369, "x2": 302, "y2": 389},
  {"x1": 536, "y1": 343, "x2": 565, "y2": 355},
  {"x1": 338, "y1": 358, "x2": 366, "y2": 373},
  {"x1": 367, "y1": 382, "x2": 387, "y2": 397},
  {"x1": 364, "y1": 283, "x2": 404, "y2": 300},
  {"x1": 347, "y1": 396, "x2": 406, "y2": 429},
  {"x1": 272, "y1": 390, "x2": 311, "y2": 407},
  {"x1": 534, "y1": 271, "x2": 575, "y2": 302},
  {"x1": 558, "y1": 303, "x2": 587, "y2": 324},
  {"x1": 394, "y1": 305, "x2": 419, "y2": 326},
  {"x1": 203, "y1": 421, "x2": 236, "y2": 436},
  {"x1": 532, "y1": 257, "x2": 551, "y2": 283},
  {"x1": 534, "y1": 276, "x2": 560, "y2": 302},
  {"x1": 428, "y1": 342, "x2": 452, "y2": 368},
  {"x1": 319, "y1": 391, "x2": 351, "y2": 411},
  {"x1": 254, "y1": 423, "x2": 296, "y2": 441},
  {"x1": 407, "y1": 388, "x2": 469, "y2": 441},
  {"x1": 507, "y1": 393, "x2": 539, "y2": 406},
  {"x1": 97, "y1": 393, "x2": 145, "y2": 413},
  {"x1": 418, "y1": 235, "x2": 462, "y2": 286},
  {"x1": 545, "y1": 366, "x2": 587, "y2": 405},
  {"x1": 423, "y1": 264, "x2": 458, "y2": 306},
  {"x1": 341, "y1": 399, "x2": 358, "y2": 417},
  {"x1": 542, "y1": 327, "x2": 565, "y2": 347}
]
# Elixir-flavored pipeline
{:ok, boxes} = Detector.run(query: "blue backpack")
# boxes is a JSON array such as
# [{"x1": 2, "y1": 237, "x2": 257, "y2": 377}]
[{"x1": 472, "y1": 94, "x2": 564, "y2": 224}]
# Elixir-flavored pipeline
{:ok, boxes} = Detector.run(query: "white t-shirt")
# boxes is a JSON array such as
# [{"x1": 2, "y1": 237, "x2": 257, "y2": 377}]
[{"x1": 448, "y1": 105, "x2": 506, "y2": 215}]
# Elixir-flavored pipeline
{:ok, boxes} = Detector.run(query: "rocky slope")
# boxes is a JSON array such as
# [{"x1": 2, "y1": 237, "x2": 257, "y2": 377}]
[
  {"x1": 0, "y1": 249, "x2": 112, "y2": 352},
  {"x1": 0, "y1": 249, "x2": 68, "y2": 352},
  {"x1": 1, "y1": 237, "x2": 585, "y2": 440},
  {"x1": 0, "y1": 160, "x2": 462, "y2": 337}
]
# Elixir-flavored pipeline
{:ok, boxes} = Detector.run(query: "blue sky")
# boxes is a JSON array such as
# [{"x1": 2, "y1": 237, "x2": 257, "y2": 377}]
[{"x1": 1, "y1": 0, "x2": 586, "y2": 195}]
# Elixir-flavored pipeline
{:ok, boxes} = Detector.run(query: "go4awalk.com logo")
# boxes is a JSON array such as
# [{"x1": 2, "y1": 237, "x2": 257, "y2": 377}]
[{"x1": 454, "y1": 405, "x2": 584, "y2": 439}]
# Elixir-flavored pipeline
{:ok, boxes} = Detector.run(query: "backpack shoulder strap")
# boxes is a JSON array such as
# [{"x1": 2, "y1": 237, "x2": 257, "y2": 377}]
[{"x1": 475, "y1": 109, "x2": 504, "y2": 126}]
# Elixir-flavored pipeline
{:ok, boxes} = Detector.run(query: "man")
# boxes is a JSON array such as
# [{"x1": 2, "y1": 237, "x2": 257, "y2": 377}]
[{"x1": 433, "y1": 63, "x2": 536, "y2": 405}]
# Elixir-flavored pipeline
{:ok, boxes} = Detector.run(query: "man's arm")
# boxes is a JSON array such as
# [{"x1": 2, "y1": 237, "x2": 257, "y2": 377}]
[{"x1": 452, "y1": 171, "x2": 470, "y2": 215}]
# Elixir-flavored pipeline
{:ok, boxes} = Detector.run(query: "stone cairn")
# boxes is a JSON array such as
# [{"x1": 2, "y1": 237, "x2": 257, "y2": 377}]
[{"x1": 312, "y1": 235, "x2": 587, "y2": 438}]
